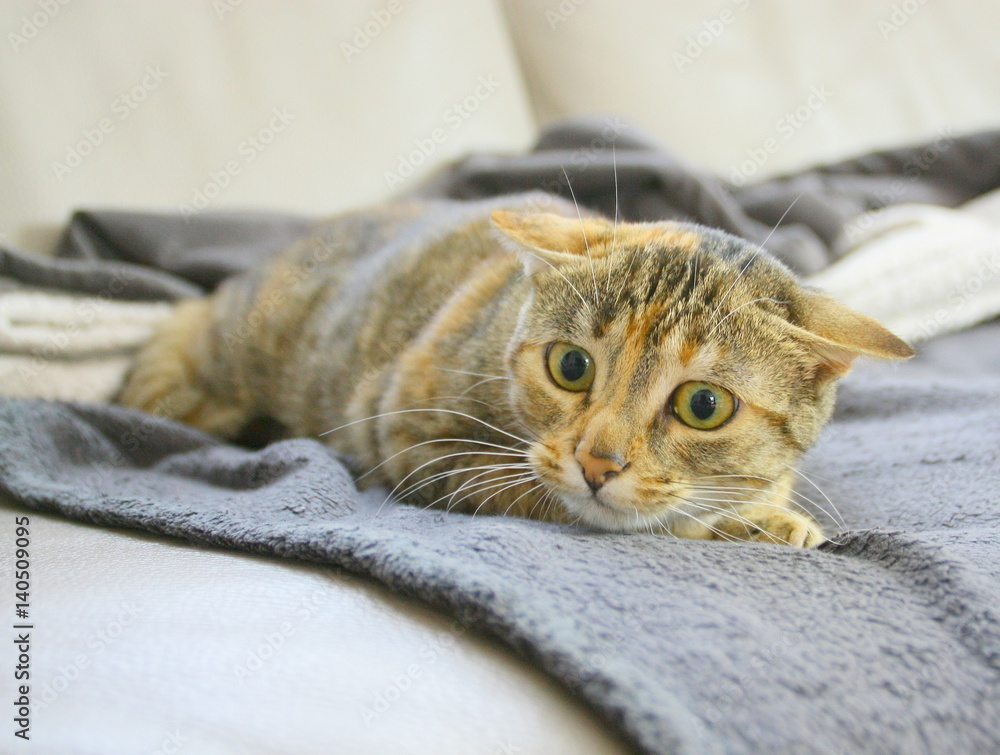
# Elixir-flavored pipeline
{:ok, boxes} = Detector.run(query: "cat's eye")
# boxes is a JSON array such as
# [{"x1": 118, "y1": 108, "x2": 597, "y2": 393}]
[
  {"x1": 670, "y1": 381, "x2": 737, "y2": 430},
  {"x1": 546, "y1": 342, "x2": 595, "y2": 392}
]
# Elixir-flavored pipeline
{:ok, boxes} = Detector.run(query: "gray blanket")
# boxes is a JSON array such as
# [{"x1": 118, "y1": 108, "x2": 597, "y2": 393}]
[{"x1": 2, "y1": 119, "x2": 999, "y2": 753}]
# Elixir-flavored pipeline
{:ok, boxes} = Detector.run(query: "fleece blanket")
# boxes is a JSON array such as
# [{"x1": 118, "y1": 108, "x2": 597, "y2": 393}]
[{"x1": 2, "y1": 120, "x2": 1000, "y2": 753}]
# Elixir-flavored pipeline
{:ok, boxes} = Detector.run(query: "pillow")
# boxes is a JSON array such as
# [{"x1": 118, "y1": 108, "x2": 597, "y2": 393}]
[
  {"x1": 501, "y1": 0, "x2": 1000, "y2": 178},
  {"x1": 0, "y1": 0, "x2": 536, "y2": 253}
]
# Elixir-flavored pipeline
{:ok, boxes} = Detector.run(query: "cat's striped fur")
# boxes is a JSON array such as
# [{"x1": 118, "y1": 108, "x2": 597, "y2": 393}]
[{"x1": 119, "y1": 194, "x2": 913, "y2": 546}]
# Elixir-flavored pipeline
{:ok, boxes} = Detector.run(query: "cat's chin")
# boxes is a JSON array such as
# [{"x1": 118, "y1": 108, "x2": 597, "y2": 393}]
[{"x1": 555, "y1": 490, "x2": 675, "y2": 534}]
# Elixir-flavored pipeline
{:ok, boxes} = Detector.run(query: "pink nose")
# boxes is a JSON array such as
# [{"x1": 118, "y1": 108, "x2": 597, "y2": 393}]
[{"x1": 574, "y1": 444, "x2": 627, "y2": 492}]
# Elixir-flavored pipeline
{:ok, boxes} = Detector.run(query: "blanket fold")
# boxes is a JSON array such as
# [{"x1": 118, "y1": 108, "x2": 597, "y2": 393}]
[{"x1": 1, "y1": 373, "x2": 998, "y2": 753}]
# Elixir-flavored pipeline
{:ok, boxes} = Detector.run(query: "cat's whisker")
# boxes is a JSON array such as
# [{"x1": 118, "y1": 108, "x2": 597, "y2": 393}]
[
  {"x1": 757, "y1": 193, "x2": 802, "y2": 253},
  {"x1": 706, "y1": 296, "x2": 788, "y2": 338},
  {"x1": 391, "y1": 455, "x2": 529, "y2": 499},
  {"x1": 693, "y1": 472, "x2": 841, "y2": 515},
  {"x1": 668, "y1": 503, "x2": 742, "y2": 544},
  {"x1": 606, "y1": 141, "x2": 619, "y2": 292},
  {"x1": 684, "y1": 496, "x2": 844, "y2": 546},
  {"x1": 690, "y1": 474, "x2": 847, "y2": 529},
  {"x1": 357, "y1": 436, "x2": 528, "y2": 482},
  {"x1": 375, "y1": 461, "x2": 528, "y2": 520},
  {"x1": 533, "y1": 488, "x2": 560, "y2": 522},
  {"x1": 686, "y1": 252, "x2": 703, "y2": 317},
  {"x1": 783, "y1": 463, "x2": 846, "y2": 528},
  {"x1": 561, "y1": 165, "x2": 601, "y2": 308},
  {"x1": 542, "y1": 490, "x2": 560, "y2": 521},
  {"x1": 407, "y1": 395, "x2": 495, "y2": 410},
  {"x1": 406, "y1": 394, "x2": 540, "y2": 443},
  {"x1": 443, "y1": 472, "x2": 537, "y2": 515},
  {"x1": 470, "y1": 475, "x2": 538, "y2": 518},
  {"x1": 433, "y1": 367, "x2": 507, "y2": 380},
  {"x1": 435, "y1": 467, "x2": 535, "y2": 511},
  {"x1": 519, "y1": 249, "x2": 593, "y2": 313},
  {"x1": 613, "y1": 246, "x2": 640, "y2": 309},
  {"x1": 501, "y1": 481, "x2": 545, "y2": 518},
  {"x1": 455, "y1": 375, "x2": 507, "y2": 398},
  {"x1": 687, "y1": 483, "x2": 846, "y2": 533},
  {"x1": 418, "y1": 469, "x2": 535, "y2": 514},
  {"x1": 525, "y1": 488, "x2": 546, "y2": 520},
  {"x1": 380, "y1": 450, "x2": 530, "y2": 511},
  {"x1": 684, "y1": 498, "x2": 758, "y2": 540},
  {"x1": 398, "y1": 461, "x2": 532, "y2": 505},
  {"x1": 706, "y1": 502, "x2": 794, "y2": 545},
  {"x1": 710, "y1": 193, "x2": 802, "y2": 322},
  {"x1": 681, "y1": 497, "x2": 799, "y2": 546},
  {"x1": 371, "y1": 452, "x2": 528, "y2": 519},
  {"x1": 686, "y1": 486, "x2": 846, "y2": 539},
  {"x1": 320, "y1": 407, "x2": 533, "y2": 447}
]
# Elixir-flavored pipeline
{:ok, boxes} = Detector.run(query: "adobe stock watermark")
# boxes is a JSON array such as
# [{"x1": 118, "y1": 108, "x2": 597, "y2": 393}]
[
  {"x1": 492, "y1": 740, "x2": 522, "y2": 755},
  {"x1": 913, "y1": 249, "x2": 1000, "y2": 342},
  {"x1": 878, "y1": 0, "x2": 927, "y2": 39},
  {"x1": 546, "y1": 0, "x2": 587, "y2": 29},
  {"x1": 673, "y1": 0, "x2": 750, "y2": 71},
  {"x1": 6, "y1": 273, "x2": 169, "y2": 388},
  {"x1": 232, "y1": 587, "x2": 332, "y2": 681},
  {"x1": 7, "y1": 0, "x2": 72, "y2": 52},
  {"x1": 178, "y1": 106, "x2": 295, "y2": 220},
  {"x1": 897, "y1": 641, "x2": 964, "y2": 700},
  {"x1": 729, "y1": 84, "x2": 832, "y2": 186},
  {"x1": 383, "y1": 74, "x2": 500, "y2": 190},
  {"x1": 218, "y1": 236, "x2": 341, "y2": 350},
  {"x1": 563, "y1": 603, "x2": 652, "y2": 695},
  {"x1": 51, "y1": 65, "x2": 169, "y2": 182},
  {"x1": 840, "y1": 128, "x2": 955, "y2": 243},
  {"x1": 212, "y1": 0, "x2": 243, "y2": 21},
  {"x1": 31, "y1": 600, "x2": 144, "y2": 712},
  {"x1": 360, "y1": 618, "x2": 467, "y2": 724},
  {"x1": 341, "y1": 0, "x2": 404, "y2": 62},
  {"x1": 150, "y1": 729, "x2": 188, "y2": 755},
  {"x1": 516, "y1": 114, "x2": 628, "y2": 213},
  {"x1": 703, "y1": 616, "x2": 809, "y2": 725}
]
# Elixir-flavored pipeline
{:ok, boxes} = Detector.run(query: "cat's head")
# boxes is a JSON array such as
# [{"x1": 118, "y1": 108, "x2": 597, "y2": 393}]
[{"x1": 492, "y1": 210, "x2": 913, "y2": 532}]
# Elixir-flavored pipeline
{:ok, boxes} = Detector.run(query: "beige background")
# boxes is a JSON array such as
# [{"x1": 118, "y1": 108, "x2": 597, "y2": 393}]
[{"x1": 3, "y1": 1, "x2": 1000, "y2": 254}]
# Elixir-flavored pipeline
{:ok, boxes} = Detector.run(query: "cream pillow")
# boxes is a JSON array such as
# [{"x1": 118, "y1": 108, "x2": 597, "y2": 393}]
[
  {"x1": 0, "y1": 0, "x2": 536, "y2": 253},
  {"x1": 502, "y1": 0, "x2": 1000, "y2": 179}
]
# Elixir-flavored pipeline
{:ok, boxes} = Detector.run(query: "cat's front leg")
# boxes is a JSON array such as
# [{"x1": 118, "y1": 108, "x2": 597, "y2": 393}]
[
  {"x1": 711, "y1": 503, "x2": 826, "y2": 548},
  {"x1": 118, "y1": 297, "x2": 255, "y2": 438}
]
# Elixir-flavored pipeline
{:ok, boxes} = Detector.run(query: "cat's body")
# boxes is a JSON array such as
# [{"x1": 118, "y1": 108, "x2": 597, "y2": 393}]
[{"x1": 119, "y1": 193, "x2": 913, "y2": 546}]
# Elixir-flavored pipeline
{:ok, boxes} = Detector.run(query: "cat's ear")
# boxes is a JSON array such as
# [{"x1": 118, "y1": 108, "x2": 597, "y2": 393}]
[
  {"x1": 782, "y1": 288, "x2": 915, "y2": 376},
  {"x1": 491, "y1": 211, "x2": 609, "y2": 275}
]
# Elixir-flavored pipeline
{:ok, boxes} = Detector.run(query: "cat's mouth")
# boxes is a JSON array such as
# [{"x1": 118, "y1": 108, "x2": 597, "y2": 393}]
[{"x1": 529, "y1": 441, "x2": 681, "y2": 532}]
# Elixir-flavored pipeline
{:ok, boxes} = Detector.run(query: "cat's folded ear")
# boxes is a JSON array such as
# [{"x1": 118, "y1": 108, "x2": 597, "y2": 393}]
[
  {"x1": 781, "y1": 287, "x2": 915, "y2": 377},
  {"x1": 491, "y1": 211, "x2": 610, "y2": 276}
]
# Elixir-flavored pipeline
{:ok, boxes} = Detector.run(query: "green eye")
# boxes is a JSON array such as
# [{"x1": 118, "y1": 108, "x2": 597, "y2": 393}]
[
  {"x1": 670, "y1": 381, "x2": 737, "y2": 430},
  {"x1": 546, "y1": 342, "x2": 595, "y2": 392}
]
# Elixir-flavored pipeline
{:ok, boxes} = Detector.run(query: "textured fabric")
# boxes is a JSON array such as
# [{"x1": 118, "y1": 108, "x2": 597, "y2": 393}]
[
  {"x1": 0, "y1": 290, "x2": 173, "y2": 401},
  {"x1": 810, "y1": 200, "x2": 1000, "y2": 343},
  {"x1": 414, "y1": 119, "x2": 1000, "y2": 274},
  {"x1": 1, "y1": 120, "x2": 1000, "y2": 753},
  {"x1": 0, "y1": 371, "x2": 998, "y2": 754}
]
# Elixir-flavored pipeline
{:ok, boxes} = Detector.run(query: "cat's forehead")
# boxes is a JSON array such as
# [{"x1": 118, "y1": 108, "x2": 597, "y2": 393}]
[{"x1": 533, "y1": 221, "x2": 796, "y2": 334}]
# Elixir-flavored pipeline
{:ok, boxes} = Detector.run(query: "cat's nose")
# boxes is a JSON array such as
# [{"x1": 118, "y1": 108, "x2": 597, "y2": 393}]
[{"x1": 574, "y1": 443, "x2": 628, "y2": 492}]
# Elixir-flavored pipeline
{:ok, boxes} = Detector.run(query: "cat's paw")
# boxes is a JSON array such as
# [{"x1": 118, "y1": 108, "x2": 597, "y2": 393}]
[
  {"x1": 714, "y1": 504, "x2": 825, "y2": 548},
  {"x1": 118, "y1": 299, "x2": 251, "y2": 438}
]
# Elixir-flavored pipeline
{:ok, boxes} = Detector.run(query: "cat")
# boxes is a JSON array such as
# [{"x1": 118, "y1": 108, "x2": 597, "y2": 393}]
[{"x1": 117, "y1": 193, "x2": 914, "y2": 547}]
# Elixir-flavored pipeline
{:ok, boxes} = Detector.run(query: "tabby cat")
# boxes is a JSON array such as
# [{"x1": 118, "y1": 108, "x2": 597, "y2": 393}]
[{"x1": 118, "y1": 193, "x2": 914, "y2": 547}]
